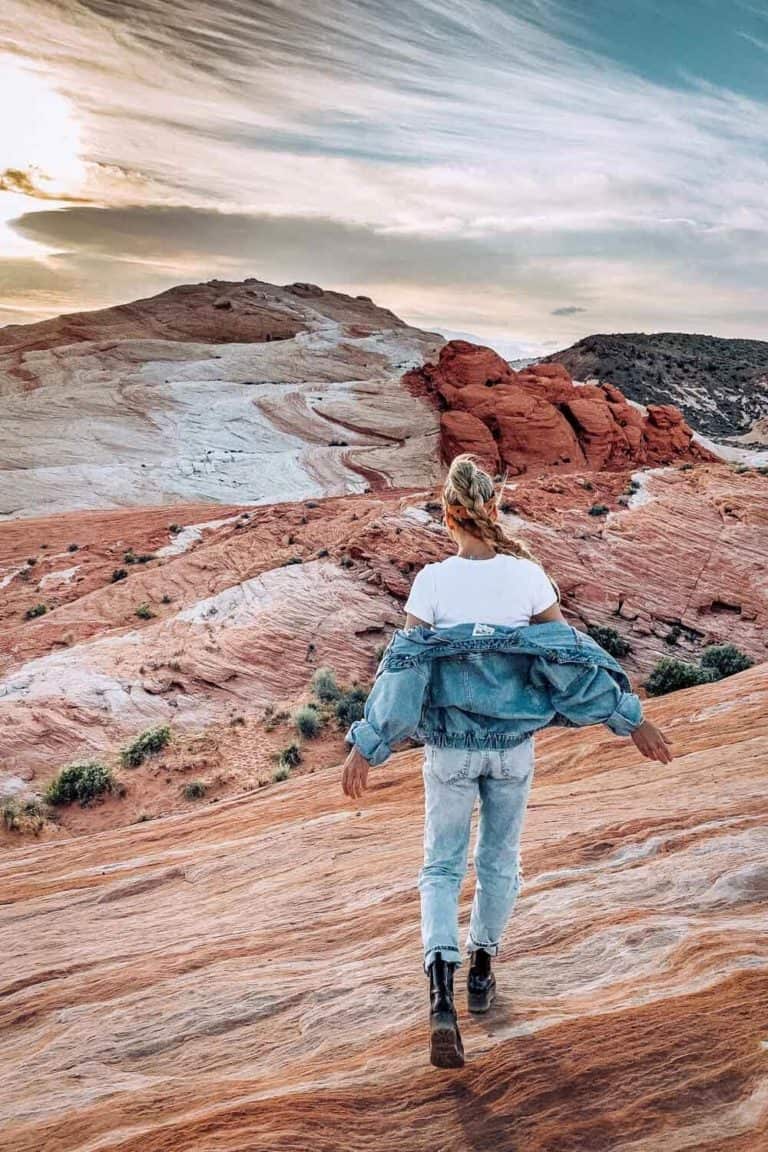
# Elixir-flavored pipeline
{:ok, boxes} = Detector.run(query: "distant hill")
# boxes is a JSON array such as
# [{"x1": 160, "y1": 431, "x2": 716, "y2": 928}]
[{"x1": 541, "y1": 333, "x2": 768, "y2": 439}]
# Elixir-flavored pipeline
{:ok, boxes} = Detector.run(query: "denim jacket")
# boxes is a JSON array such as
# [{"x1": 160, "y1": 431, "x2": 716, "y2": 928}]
[{"x1": 345, "y1": 621, "x2": 644, "y2": 766}]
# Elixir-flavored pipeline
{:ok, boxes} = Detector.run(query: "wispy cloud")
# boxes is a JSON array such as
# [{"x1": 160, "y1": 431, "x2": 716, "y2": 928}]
[{"x1": 0, "y1": 0, "x2": 767, "y2": 342}]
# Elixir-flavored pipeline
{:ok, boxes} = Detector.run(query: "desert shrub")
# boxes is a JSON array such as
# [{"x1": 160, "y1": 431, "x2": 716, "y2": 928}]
[
  {"x1": 581, "y1": 479, "x2": 594, "y2": 491},
  {"x1": 264, "y1": 708, "x2": 289, "y2": 732},
  {"x1": 700, "y1": 644, "x2": 754, "y2": 679},
  {"x1": 678, "y1": 463, "x2": 693, "y2": 472},
  {"x1": 161, "y1": 594, "x2": 172, "y2": 604},
  {"x1": 112, "y1": 568, "x2": 128, "y2": 582},
  {"x1": 624, "y1": 479, "x2": 640, "y2": 495},
  {"x1": 424, "y1": 501, "x2": 442, "y2": 513},
  {"x1": 2, "y1": 798, "x2": 47, "y2": 834},
  {"x1": 272, "y1": 765, "x2": 291, "y2": 782},
  {"x1": 294, "y1": 705, "x2": 322, "y2": 739},
  {"x1": 339, "y1": 555, "x2": 354, "y2": 568},
  {"x1": 665, "y1": 624, "x2": 682, "y2": 646},
  {"x1": 278, "y1": 743, "x2": 302, "y2": 770},
  {"x1": 67, "y1": 542, "x2": 79, "y2": 552},
  {"x1": 645, "y1": 658, "x2": 716, "y2": 697},
  {"x1": 282, "y1": 557, "x2": 302, "y2": 566},
  {"x1": 588, "y1": 503, "x2": 609, "y2": 517},
  {"x1": 135, "y1": 603, "x2": 156, "y2": 620},
  {"x1": 316, "y1": 548, "x2": 329, "y2": 558},
  {"x1": 169, "y1": 523, "x2": 182, "y2": 535},
  {"x1": 334, "y1": 685, "x2": 369, "y2": 728},
  {"x1": 45, "y1": 761, "x2": 114, "y2": 806},
  {"x1": 587, "y1": 625, "x2": 631, "y2": 659},
  {"x1": 1, "y1": 799, "x2": 20, "y2": 831},
  {"x1": 183, "y1": 780, "x2": 206, "y2": 800},
  {"x1": 135, "y1": 812, "x2": 153, "y2": 823},
  {"x1": 121, "y1": 725, "x2": 171, "y2": 768},
  {"x1": 311, "y1": 667, "x2": 341, "y2": 703},
  {"x1": 24, "y1": 603, "x2": 47, "y2": 620}
]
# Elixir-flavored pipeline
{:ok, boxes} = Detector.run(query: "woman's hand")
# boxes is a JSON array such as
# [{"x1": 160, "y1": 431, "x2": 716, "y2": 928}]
[
  {"x1": 341, "y1": 745, "x2": 371, "y2": 798},
  {"x1": 631, "y1": 719, "x2": 673, "y2": 763}
]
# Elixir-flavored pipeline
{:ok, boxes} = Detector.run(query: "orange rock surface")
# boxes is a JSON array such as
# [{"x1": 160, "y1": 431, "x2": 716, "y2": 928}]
[
  {"x1": 406, "y1": 340, "x2": 715, "y2": 474},
  {"x1": 1, "y1": 464, "x2": 766, "y2": 839},
  {"x1": 1, "y1": 664, "x2": 766, "y2": 1150}
]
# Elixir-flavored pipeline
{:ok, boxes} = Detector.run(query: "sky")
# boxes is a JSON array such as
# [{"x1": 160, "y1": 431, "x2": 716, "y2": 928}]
[{"x1": 1, "y1": 0, "x2": 767, "y2": 356}]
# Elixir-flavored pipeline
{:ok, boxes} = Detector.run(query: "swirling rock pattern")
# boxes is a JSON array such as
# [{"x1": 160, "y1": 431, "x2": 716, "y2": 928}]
[{"x1": 1, "y1": 664, "x2": 766, "y2": 1151}]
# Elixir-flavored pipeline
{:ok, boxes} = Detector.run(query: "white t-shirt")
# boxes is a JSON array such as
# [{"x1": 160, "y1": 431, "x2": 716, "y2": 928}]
[{"x1": 404, "y1": 554, "x2": 558, "y2": 629}]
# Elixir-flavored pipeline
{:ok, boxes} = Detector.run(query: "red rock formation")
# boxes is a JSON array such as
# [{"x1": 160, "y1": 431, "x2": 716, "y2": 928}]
[
  {"x1": 1, "y1": 664, "x2": 766, "y2": 1149},
  {"x1": 406, "y1": 340, "x2": 715, "y2": 474},
  {"x1": 439, "y1": 411, "x2": 500, "y2": 473}
]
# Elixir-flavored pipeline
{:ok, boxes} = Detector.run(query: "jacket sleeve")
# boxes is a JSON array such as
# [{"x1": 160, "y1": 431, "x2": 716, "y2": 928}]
[
  {"x1": 530, "y1": 659, "x2": 644, "y2": 736},
  {"x1": 345, "y1": 661, "x2": 431, "y2": 766}
]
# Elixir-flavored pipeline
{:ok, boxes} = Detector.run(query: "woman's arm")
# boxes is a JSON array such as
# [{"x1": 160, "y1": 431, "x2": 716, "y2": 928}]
[
  {"x1": 405, "y1": 612, "x2": 431, "y2": 629},
  {"x1": 531, "y1": 602, "x2": 566, "y2": 624}
]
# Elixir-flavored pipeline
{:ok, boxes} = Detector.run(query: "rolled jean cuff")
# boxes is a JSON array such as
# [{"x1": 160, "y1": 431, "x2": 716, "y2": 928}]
[
  {"x1": 466, "y1": 937, "x2": 500, "y2": 957},
  {"x1": 423, "y1": 946, "x2": 462, "y2": 973}
]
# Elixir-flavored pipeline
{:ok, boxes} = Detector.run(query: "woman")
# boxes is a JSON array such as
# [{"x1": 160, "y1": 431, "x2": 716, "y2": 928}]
[{"x1": 341, "y1": 454, "x2": 672, "y2": 1068}]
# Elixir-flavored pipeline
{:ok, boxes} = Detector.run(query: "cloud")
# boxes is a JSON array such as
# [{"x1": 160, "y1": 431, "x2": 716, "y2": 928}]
[
  {"x1": 0, "y1": 0, "x2": 767, "y2": 340},
  {"x1": 0, "y1": 167, "x2": 91, "y2": 203},
  {"x1": 551, "y1": 306, "x2": 588, "y2": 316}
]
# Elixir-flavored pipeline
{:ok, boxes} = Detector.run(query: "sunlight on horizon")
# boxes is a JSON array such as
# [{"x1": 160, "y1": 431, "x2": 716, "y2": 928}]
[{"x1": 0, "y1": 54, "x2": 86, "y2": 258}]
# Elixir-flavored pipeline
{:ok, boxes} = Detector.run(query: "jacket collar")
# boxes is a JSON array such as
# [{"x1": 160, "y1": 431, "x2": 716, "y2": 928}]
[{"x1": 382, "y1": 621, "x2": 630, "y2": 688}]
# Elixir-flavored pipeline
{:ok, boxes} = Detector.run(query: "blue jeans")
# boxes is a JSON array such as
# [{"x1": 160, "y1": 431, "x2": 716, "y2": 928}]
[{"x1": 418, "y1": 740, "x2": 534, "y2": 973}]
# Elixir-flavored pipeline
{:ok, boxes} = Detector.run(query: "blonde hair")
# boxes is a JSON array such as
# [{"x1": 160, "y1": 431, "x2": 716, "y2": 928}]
[{"x1": 442, "y1": 454, "x2": 560, "y2": 600}]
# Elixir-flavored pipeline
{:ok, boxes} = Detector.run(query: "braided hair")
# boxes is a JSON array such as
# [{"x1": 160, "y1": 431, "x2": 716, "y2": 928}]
[{"x1": 442, "y1": 454, "x2": 560, "y2": 601}]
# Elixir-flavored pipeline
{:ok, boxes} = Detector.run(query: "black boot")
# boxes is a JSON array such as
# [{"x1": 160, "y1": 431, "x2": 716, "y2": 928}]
[
  {"x1": 467, "y1": 947, "x2": 496, "y2": 1013},
  {"x1": 428, "y1": 952, "x2": 465, "y2": 1068}
]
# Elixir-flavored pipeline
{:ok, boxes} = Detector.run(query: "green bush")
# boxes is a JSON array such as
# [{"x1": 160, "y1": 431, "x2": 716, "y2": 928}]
[
  {"x1": 272, "y1": 765, "x2": 291, "y2": 782},
  {"x1": 294, "y1": 705, "x2": 322, "y2": 738},
  {"x1": 121, "y1": 725, "x2": 171, "y2": 768},
  {"x1": 645, "y1": 658, "x2": 717, "y2": 697},
  {"x1": 135, "y1": 603, "x2": 156, "y2": 620},
  {"x1": 45, "y1": 761, "x2": 115, "y2": 806},
  {"x1": 67, "y1": 542, "x2": 79, "y2": 552},
  {"x1": 587, "y1": 625, "x2": 631, "y2": 659},
  {"x1": 183, "y1": 780, "x2": 206, "y2": 800},
  {"x1": 112, "y1": 568, "x2": 128, "y2": 582},
  {"x1": 169, "y1": 523, "x2": 182, "y2": 535},
  {"x1": 24, "y1": 603, "x2": 47, "y2": 620},
  {"x1": 311, "y1": 667, "x2": 340, "y2": 702},
  {"x1": 278, "y1": 743, "x2": 302, "y2": 770},
  {"x1": 334, "y1": 685, "x2": 369, "y2": 728},
  {"x1": 700, "y1": 645, "x2": 754, "y2": 679},
  {"x1": 588, "y1": 503, "x2": 610, "y2": 517}
]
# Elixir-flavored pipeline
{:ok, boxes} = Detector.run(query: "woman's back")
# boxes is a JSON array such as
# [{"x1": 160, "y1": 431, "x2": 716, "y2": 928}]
[{"x1": 405, "y1": 553, "x2": 558, "y2": 629}]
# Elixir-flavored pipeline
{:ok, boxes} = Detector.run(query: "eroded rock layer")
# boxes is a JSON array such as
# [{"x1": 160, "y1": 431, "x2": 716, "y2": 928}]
[
  {"x1": 1, "y1": 665, "x2": 766, "y2": 1151},
  {"x1": 1, "y1": 464, "x2": 766, "y2": 838},
  {"x1": 0, "y1": 279, "x2": 443, "y2": 517}
]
